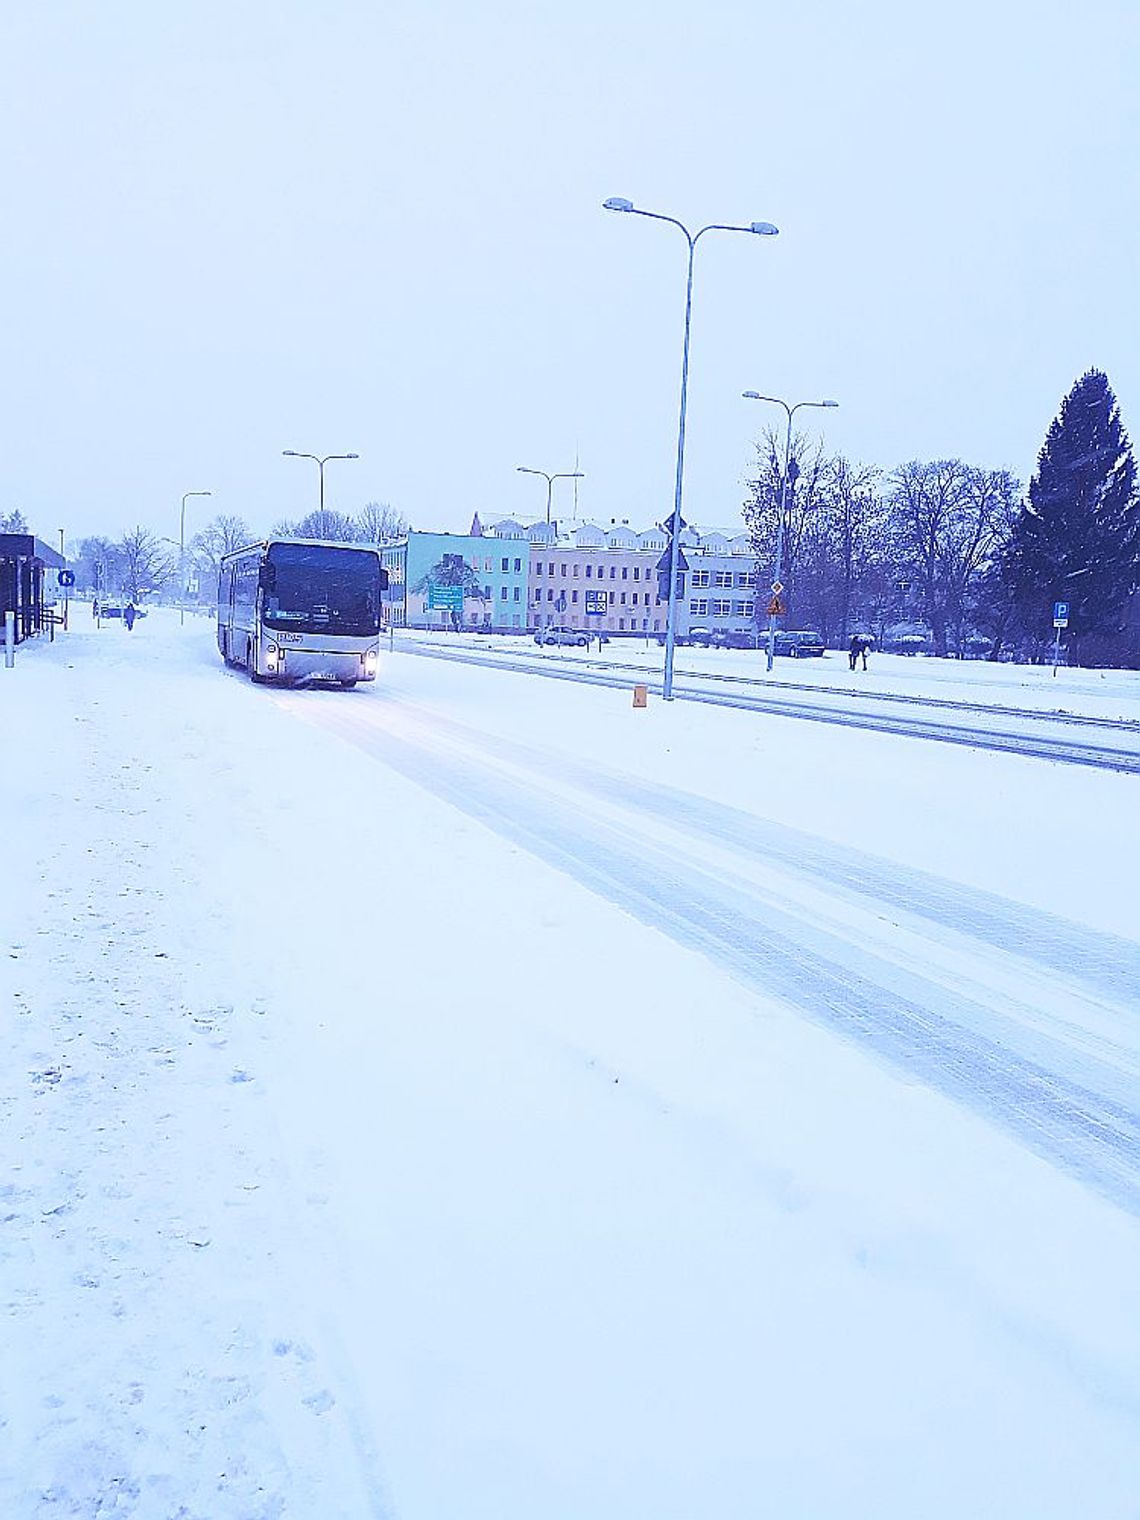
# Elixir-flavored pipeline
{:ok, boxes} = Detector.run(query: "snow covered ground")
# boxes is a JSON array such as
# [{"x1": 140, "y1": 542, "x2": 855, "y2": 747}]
[
  {"x1": 403, "y1": 627, "x2": 1140, "y2": 723},
  {"x1": 2, "y1": 610, "x2": 1139, "y2": 1518}
]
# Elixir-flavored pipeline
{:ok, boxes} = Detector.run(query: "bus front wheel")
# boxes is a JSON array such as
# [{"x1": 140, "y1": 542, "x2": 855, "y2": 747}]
[{"x1": 339, "y1": 679, "x2": 357, "y2": 690}]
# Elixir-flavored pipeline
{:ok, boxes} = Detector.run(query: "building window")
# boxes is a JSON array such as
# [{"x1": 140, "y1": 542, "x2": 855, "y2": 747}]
[
  {"x1": 620, "y1": 591, "x2": 626, "y2": 605},
  {"x1": 561, "y1": 563, "x2": 567, "y2": 576},
  {"x1": 609, "y1": 566, "x2": 616, "y2": 579},
  {"x1": 501, "y1": 586, "x2": 509, "y2": 600},
  {"x1": 633, "y1": 567, "x2": 640, "y2": 580},
  {"x1": 484, "y1": 558, "x2": 493, "y2": 572},
  {"x1": 736, "y1": 572, "x2": 753, "y2": 587},
  {"x1": 535, "y1": 562, "x2": 543, "y2": 576},
  {"x1": 712, "y1": 598, "x2": 732, "y2": 616},
  {"x1": 547, "y1": 589, "x2": 554, "y2": 602},
  {"x1": 690, "y1": 598, "x2": 708, "y2": 616},
  {"x1": 691, "y1": 570, "x2": 710, "y2": 589},
  {"x1": 734, "y1": 600, "x2": 754, "y2": 617},
  {"x1": 484, "y1": 585, "x2": 491, "y2": 600},
  {"x1": 619, "y1": 617, "x2": 626, "y2": 630},
  {"x1": 513, "y1": 586, "x2": 520, "y2": 601},
  {"x1": 622, "y1": 566, "x2": 628, "y2": 579},
  {"x1": 501, "y1": 557, "x2": 509, "y2": 573},
  {"x1": 585, "y1": 564, "x2": 592, "y2": 578},
  {"x1": 573, "y1": 563, "x2": 579, "y2": 576},
  {"x1": 514, "y1": 558, "x2": 522, "y2": 573},
  {"x1": 715, "y1": 571, "x2": 733, "y2": 588}
]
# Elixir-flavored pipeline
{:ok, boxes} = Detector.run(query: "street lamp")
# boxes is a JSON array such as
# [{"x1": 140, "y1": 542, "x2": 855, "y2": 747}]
[
  {"x1": 604, "y1": 197, "x2": 779, "y2": 700},
  {"x1": 180, "y1": 490, "x2": 212, "y2": 626},
  {"x1": 282, "y1": 451, "x2": 360, "y2": 526},
  {"x1": 742, "y1": 393, "x2": 838, "y2": 671},
  {"x1": 516, "y1": 466, "x2": 585, "y2": 527}
]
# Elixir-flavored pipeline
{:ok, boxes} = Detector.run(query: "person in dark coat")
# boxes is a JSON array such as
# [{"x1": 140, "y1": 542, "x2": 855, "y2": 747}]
[
  {"x1": 849, "y1": 634, "x2": 870, "y2": 671},
  {"x1": 123, "y1": 602, "x2": 137, "y2": 631}
]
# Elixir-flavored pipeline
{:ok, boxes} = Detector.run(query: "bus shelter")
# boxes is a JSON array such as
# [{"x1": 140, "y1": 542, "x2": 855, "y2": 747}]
[{"x1": 0, "y1": 534, "x2": 66, "y2": 646}]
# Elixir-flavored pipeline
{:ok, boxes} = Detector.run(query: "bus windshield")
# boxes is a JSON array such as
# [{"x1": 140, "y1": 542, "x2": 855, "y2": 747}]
[{"x1": 262, "y1": 543, "x2": 381, "y2": 637}]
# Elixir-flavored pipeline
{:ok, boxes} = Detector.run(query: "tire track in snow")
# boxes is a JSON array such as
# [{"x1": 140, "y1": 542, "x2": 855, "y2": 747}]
[{"x1": 284, "y1": 696, "x2": 1140, "y2": 1217}]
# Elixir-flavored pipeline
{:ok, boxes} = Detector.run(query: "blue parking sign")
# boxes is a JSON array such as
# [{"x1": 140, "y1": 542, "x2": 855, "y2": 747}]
[{"x1": 1053, "y1": 600, "x2": 1069, "y2": 621}]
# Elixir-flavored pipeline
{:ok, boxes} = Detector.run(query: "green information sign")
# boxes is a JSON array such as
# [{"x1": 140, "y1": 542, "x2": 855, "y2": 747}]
[{"x1": 427, "y1": 584, "x2": 464, "y2": 610}]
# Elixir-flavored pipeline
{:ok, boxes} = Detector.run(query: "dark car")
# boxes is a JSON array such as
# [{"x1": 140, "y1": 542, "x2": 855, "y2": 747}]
[
  {"x1": 772, "y1": 629, "x2": 826, "y2": 658},
  {"x1": 100, "y1": 603, "x2": 123, "y2": 619},
  {"x1": 712, "y1": 628, "x2": 761, "y2": 650}
]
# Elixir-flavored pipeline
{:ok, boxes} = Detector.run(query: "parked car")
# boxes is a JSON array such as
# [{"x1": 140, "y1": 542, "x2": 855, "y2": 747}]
[
  {"x1": 100, "y1": 602, "x2": 123, "y2": 619},
  {"x1": 772, "y1": 629, "x2": 826, "y2": 658},
  {"x1": 712, "y1": 628, "x2": 761, "y2": 650},
  {"x1": 534, "y1": 627, "x2": 589, "y2": 647}
]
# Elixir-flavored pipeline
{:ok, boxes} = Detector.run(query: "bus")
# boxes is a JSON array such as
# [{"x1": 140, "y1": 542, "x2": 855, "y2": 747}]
[{"x1": 217, "y1": 538, "x2": 388, "y2": 687}]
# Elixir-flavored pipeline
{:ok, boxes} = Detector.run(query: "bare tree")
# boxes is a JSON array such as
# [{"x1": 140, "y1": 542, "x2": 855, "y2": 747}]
[
  {"x1": 272, "y1": 510, "x2": 360, "y2": 542},
  {"x1": 191, "y1": 514, "x2": 253, "y2": 581},
  {"x1": 0, "y1": 509, "x2": 29, "y2": 533},
  {"x1": 118, "y1": 527, "x2": 174, "y2": 601},
  {"x1": 888, "y1": 460, "x2": 1020, "y2": 656},
  {"x1": 357, "y1": 501, "x2": 408, "y2": 545},
  {"x1": 73, "y1": 536, "x2": 123, "y2": 596},
  {"x1": 743, "y1": 427, "x2": 831, "y2": 624}
]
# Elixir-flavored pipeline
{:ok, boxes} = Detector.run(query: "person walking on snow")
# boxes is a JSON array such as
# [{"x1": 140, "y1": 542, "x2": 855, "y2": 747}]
[
  {"x1": 123, "y1": 602, "x2": 137, "y2": 632},
  {"x1": 849, "y1": 634, "x2": 870, "y2": 671}
]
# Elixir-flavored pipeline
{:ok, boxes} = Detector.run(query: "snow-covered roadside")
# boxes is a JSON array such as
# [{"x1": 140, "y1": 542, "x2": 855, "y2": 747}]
[
  {"x1": 2, "y1": 614, "x2": 1139, "y2": 1518},
  {"x1": 399, "y1": 629, "x2": 1140, "y2": 722}
]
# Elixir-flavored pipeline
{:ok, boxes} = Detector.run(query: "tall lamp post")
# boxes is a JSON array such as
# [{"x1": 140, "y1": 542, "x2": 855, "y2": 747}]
[
  {"x1": 516, "y1": 466, "x2": 585, "y2": 527},
  {"x1": 282, "y1": 450, "x2": 360, "y2": 527},
  {"x1": 742, "y1": 393, "x2": 838, "y2": 671},
  {"x1": 604, "y1": 197, "x2": 779, "y2": 700},
  {"x1": 180, "y1": 490, "x2": 212, "y2": 626}
]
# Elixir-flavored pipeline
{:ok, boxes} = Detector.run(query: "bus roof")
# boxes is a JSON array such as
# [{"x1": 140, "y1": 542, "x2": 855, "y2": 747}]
[{"x1": 220, "y1": 538, "x2": 383, "y2": 563}]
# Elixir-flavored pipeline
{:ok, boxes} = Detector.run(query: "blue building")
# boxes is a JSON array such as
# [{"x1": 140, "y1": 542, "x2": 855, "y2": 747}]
[{"x1": 380, "y1": 530, "x2": 529, "y2": 631}]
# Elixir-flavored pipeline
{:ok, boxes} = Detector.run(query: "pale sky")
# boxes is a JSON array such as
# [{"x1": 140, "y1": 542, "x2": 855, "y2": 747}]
[{"x1": 2, "y1": 0, "x2": 1137, "y2": 545}]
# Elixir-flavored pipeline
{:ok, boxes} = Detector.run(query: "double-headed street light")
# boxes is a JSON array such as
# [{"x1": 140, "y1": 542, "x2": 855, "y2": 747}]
[
  {"x1": 604, "y1": 197, "x2": 779, "y2": 700},
  {"x1": 516, "y1": 466, "x2": 585, "y2": 527},
  {"x1": 180, "y1": 490, "x2": 212, "y2": 626},
  {"x1": 282, "y1": 450, "x2": 360, "y2": 523},
  {"x1": 742, "y1": 393, "x2": 838, "y2": 671}
]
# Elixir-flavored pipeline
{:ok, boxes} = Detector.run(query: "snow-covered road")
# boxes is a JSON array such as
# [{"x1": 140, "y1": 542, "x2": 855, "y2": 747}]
[
  {"x1": 284, "y1": 687, "x2": 1140, "y2": 1214},
  {"x1": 3, "y1": 613, "x2": 1139, "y2": 1518}
]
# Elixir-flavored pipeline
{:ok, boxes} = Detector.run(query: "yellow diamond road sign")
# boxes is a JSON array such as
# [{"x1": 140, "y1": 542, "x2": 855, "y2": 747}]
[{"x1": 771, "y1": 580, "x2": 783, "y2": 595}]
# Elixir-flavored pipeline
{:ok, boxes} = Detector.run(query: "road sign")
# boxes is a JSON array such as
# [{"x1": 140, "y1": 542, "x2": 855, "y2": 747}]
[
  {"x1": 1053, "y1": 600, "x2": 1069, "y2": 628},
  {"x1": 427, "y1": 583, "x2": 464, "y2": 610},
  {"x1": 58, "y1": 569, "x2": 75, "y2": 587},
  {"x1": 767, "y1": 596, "x2": 785, "y2": 617},
  {"x1": 555, "y1": 592, "x2": 567, "y2": 613},
  {"x1": 770, "y1": 580, "x2": 783, "y2": 596},
  {"x1": 655, "y1": 545, "x2": 689, "y2": 574},
  {"x1": 584, "y1": 589, "x2": 607, "y2": 616}
]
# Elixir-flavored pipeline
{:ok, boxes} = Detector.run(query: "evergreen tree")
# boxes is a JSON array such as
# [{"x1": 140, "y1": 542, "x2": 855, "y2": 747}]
[{"x1": 1005, "y1": 369, "x2": 1140, "y2": 645}]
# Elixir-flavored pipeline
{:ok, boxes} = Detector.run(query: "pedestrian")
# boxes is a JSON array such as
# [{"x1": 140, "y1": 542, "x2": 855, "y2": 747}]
[
  {"x1": 92, "y1": 598, "x2": 99, "y2": 619},
  {"x1": 849, "y1": 634, "x2": 861, "y2": 672},
  {"x1": 123, "y1": 602, "x2": 137, "y2": 632}
]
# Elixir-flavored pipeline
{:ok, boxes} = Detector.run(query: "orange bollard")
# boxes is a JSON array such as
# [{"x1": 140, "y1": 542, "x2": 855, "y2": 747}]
[{"x1": 632, "y1": 684, "x2": 648, "y2": 708}]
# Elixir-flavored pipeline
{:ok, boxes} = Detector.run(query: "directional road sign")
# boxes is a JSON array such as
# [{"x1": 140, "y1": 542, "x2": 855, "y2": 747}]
[
  {"x1": 655, "y1": 546, "x2": 689, "y2": 573},
  {"x1": 58, "y1": 569, "x2": 75, "y2": 587},
  {"x1": 584, "y1": 589, "x2": 607, "y2": 616}
]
